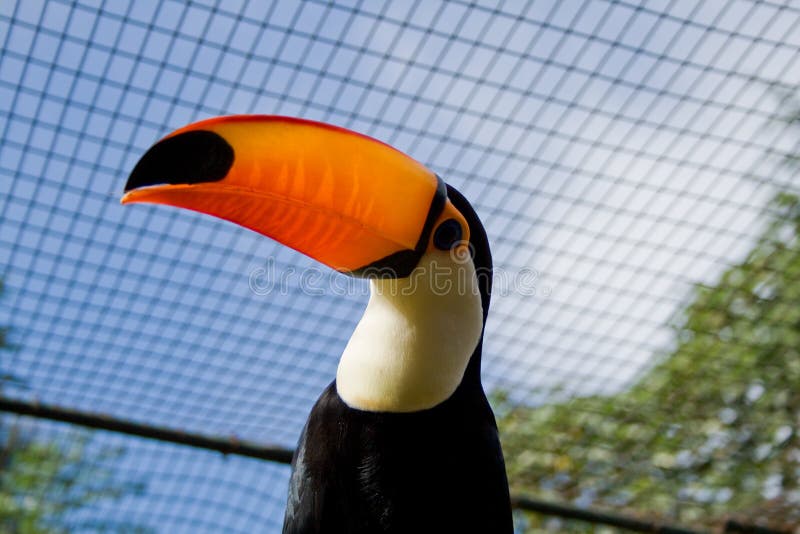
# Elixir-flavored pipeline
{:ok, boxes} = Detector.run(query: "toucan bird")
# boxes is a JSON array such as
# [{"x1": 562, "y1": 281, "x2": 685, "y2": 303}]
[{"x1": 122, "y1": 116, "x2": 513, "y2": 533}]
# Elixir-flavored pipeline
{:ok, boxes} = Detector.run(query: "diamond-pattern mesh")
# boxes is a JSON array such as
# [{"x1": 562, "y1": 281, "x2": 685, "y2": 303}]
[{"x1": 1, "y1": 0, "x2": 799, "y2": 531}]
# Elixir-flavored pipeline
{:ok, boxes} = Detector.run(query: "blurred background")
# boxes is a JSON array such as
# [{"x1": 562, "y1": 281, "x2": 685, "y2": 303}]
[{"x1": 1, "y1": 0, "x2": 799, "y2": 532}]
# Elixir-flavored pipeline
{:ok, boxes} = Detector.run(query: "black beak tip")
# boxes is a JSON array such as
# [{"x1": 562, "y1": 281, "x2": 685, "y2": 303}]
[{"x1": 124, "y1": 130, "x2": 235, "y2": 193}]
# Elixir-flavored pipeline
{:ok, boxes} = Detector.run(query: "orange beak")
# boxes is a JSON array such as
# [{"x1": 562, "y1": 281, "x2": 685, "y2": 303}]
[{"x1": 122, "y1": 116, "x2": 469, "y2": 277}]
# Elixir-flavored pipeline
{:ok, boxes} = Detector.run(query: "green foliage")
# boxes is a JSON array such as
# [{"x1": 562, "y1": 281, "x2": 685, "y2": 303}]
[
  {"x1": 0, "y1": 424, "x2": 149, "y2": 533},
  {"x1": 499, "y1": 193, "x2": 800, "y2": 532},
  {"x1": 0, "y1": 281, "x2": 149, "y2": 533}
]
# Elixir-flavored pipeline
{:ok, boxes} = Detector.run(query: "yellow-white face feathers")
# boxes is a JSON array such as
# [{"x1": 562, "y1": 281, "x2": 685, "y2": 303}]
[{"x1": 336, "y1": 249, "x2": 484, "y2": 413}]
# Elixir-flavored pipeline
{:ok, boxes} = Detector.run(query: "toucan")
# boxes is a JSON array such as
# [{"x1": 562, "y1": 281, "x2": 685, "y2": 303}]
[{"x1": 122, "y1": 116, "x2": 513, "y2": 533}]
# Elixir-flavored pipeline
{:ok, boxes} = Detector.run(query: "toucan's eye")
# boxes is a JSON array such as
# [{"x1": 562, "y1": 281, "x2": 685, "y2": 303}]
[{"x1": 433, "y1": 218, "x2": 463, "y2": 250}]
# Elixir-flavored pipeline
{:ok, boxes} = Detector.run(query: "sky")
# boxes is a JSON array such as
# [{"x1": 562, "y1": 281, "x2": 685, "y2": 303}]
[{"x1": 1, "y1": 0, "x2": 800, "y2": 531}]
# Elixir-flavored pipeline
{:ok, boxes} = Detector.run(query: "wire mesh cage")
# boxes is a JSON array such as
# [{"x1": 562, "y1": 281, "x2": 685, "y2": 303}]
[{"x1": 1, "y1": 0, "x2": 799, "y2": 532}]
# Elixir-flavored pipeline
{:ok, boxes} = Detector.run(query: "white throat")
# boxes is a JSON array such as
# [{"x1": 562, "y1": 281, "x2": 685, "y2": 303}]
[{"x1": 336, "y1": 250, "x2": 485, "y2": 413}]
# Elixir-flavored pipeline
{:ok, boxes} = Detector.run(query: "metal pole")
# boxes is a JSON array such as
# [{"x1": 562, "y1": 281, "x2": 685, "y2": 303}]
[
  {"x1": 511, "y1": 495, "x2": 703, "y2": 533},
  {"x1": 0, "y1": 396, "x2": 294, "y2": 464}
]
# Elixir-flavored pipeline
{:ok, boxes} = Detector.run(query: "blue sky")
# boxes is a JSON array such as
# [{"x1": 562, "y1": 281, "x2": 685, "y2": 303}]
[{"x1": 2, "y1": 0, "x2": 800, "y2": 531}]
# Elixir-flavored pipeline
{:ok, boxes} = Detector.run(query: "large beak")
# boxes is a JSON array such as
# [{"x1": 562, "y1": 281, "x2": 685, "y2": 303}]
[{"x1": 122, "y1": 116, "x2": 468, "y2": 277}]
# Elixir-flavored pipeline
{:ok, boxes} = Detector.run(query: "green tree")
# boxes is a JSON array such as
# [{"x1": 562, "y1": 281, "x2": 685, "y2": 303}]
[
  {"x1": 499, "y1": 192, "x2": 800, "y2": 532},
  {"x1": 0, "y1": 279, "x2": 149, "y2": 533}
]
